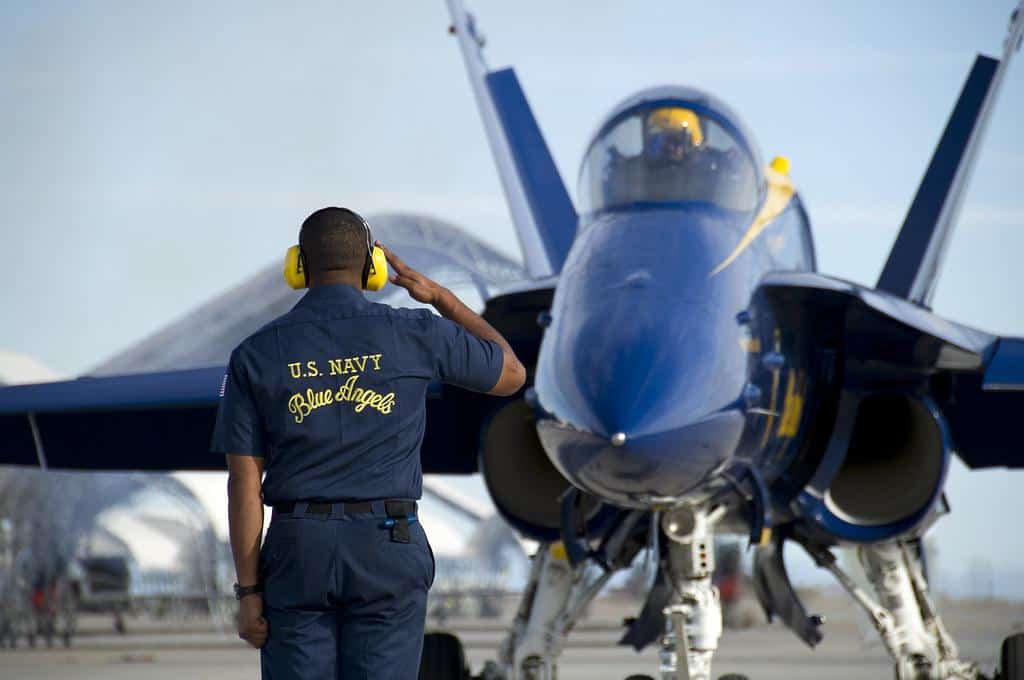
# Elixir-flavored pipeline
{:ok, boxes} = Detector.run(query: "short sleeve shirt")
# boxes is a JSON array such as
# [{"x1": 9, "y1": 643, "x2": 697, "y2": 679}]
[{"x1": 209, "y1": 284, "x2": 504, "y2": 503}]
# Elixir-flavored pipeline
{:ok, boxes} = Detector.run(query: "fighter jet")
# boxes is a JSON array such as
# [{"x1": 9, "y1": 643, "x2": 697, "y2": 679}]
[{"x1": 1, "y1": 1, "x2": 1023, "y2": 678}]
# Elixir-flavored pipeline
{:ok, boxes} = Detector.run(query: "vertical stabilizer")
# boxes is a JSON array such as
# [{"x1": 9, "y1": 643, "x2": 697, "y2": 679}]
[
  {"x1": 446, "y1": 0, "x2": 577, "y2": 278},
  {"x1": 877, "y1": 2, "x2": 1023, "y2": 305}
]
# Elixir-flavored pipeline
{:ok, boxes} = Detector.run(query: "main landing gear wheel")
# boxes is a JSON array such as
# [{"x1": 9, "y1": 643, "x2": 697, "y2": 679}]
[
  {"x1": 1001, "y1": 633, "x2": 1024, "y2": 680},
  {"x1": 419, "y1": 632, "x2": 470, "y2": 680}
]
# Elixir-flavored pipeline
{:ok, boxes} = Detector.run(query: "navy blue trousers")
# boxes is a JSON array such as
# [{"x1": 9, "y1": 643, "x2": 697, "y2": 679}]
[{"x1": 259, "y1": 504, "x2": 434, "y2": 680}]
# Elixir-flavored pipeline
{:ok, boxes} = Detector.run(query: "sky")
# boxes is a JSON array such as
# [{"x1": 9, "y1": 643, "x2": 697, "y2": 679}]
[{"x1": 1, "y1": 1, "x2": 1023, "y2": 596}]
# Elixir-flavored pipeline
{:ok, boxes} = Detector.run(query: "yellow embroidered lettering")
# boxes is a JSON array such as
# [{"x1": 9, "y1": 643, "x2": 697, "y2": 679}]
[
  {"x1": 368, "y1": 354, "x2": 382, "y2": 371},
  {"x1": 328, "y1": 359, "x2": 343, "y2": 375},
  {"x1": 352, "y1": 356, "x2": 368, "y2": 372},
  {"x1": 336, "y1": 375, "x2": 358, "y2": 401},
  {"x1": 288, "y1": 393, "x2": 311, "y2": 423},
  {"x1": 305, "y1": 361, "x2": 320, "y2": 377},
  {"x1": 290, "y1": 373, "x2": 395, "y2": 420},
  {"x1": 288, "y1": 362, "x2": 302, "y2": 379}
]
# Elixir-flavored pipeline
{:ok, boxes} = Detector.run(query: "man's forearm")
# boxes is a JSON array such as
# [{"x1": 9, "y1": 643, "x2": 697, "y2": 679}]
[
  {"x1": 433, "y1": 287, "x2": 514, "y2": 356},
  {"x1": 227, "y1": 474, "x2": 264, "y2": 587}
]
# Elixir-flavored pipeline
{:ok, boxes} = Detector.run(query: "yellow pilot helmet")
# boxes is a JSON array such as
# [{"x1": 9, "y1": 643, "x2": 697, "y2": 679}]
[{"x1": 646, "y1": 107, "x2": 704, "y2": 146}]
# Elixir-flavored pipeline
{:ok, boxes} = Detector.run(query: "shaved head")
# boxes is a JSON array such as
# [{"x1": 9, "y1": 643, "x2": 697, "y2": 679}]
[{"x1": 299, "y1": 207, "x2": 370, "y2": 278}]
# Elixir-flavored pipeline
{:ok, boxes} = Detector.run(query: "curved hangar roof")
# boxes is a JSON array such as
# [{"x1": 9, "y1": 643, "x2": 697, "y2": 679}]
[{"x1": 93, "y1": 213, "x2": 525, "y2": 376}]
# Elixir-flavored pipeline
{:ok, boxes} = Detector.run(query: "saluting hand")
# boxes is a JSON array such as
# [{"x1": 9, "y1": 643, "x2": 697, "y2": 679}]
[
  {"x1": 237, "y1": 594, "x2": 268, "y2": 649},
  {"x1": 379, "y1": 242, "x2": 443, "y2": 305}
]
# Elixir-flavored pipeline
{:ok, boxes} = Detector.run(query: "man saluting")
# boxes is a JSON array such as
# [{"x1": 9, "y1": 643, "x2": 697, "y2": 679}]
[{"x1": 211, "y1": 207, "x2": 525, "y2": 679}]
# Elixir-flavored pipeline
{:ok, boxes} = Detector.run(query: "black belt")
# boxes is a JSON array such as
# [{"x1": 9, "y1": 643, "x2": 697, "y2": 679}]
[
  {"x1": 273, "y1": 500, "x2": 417, "y2": 517},
  {"x1": 273, "y1": 499, "x2": 418, "y2": 544}
]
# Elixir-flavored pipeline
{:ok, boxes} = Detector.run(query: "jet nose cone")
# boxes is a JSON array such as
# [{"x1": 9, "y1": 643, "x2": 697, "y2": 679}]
[
  {"x1": 536, "y1": 411, "x2": 745, "y2": 507},
  {"x1": 539, "y1": 275, "x2": 743, "y2": 440},
  {"x1": 533, "y1": 208, "x2": 754, "y2": 504}
]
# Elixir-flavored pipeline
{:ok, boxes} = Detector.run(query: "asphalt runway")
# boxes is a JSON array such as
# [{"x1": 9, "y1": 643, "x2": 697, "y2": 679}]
[{"x1": 1, "y1": 595, "x2": 1021, "y2": 679}]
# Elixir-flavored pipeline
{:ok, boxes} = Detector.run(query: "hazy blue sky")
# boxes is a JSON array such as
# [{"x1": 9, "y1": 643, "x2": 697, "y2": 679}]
[{"x1": 1, "y1": 1, "x2": 1022, "y2": 595}]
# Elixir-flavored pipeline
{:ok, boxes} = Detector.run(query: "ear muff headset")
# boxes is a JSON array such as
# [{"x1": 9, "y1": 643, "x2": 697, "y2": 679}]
[
  {"x1": 283, "y1": 211, "x2": 388, "y2": 291},
  {"x1": 283, "y1": 244, "x2": 307, "y2": 290}
]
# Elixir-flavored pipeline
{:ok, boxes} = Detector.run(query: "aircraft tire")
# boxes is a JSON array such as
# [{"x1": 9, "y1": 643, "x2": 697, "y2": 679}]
[
  {"x1": 418, "y1": 631, "x2": 469, "y2": 680},
  {"x1": 1002, "y1": 633, "x2": 1024, "y2": 680},
  {"x1": 718, "y1": 675, "x2": 750, "y2": 680}
]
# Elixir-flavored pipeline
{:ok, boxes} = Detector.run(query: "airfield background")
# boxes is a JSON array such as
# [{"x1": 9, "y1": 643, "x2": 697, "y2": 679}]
[{"x1": 1, "y1": 0, "x2": 1023, "y2": 598}]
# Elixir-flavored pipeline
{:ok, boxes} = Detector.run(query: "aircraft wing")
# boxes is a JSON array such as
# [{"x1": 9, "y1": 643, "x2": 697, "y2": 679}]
[
  {"x1": 446, "y1": 0, "x2": 577, "y2": 278},
  {"x1": 759, "y1": 271, "x2": 1024, "y2": 469},
  {"x1": 0, "y1": 214, "x2": 528, "y2": 474},
  {"x1": 0, "y1": 367, "x2": 222, "y2": 470},
  {"x1": 876, "y1": 6, "x2": 1024, "y2": 306},
  {"x1": 0, "y1": 367, "x2": 493, "y2": 474},
  {"x1": 940, "y1": 336, "x2": 1024, "y2": 468}
]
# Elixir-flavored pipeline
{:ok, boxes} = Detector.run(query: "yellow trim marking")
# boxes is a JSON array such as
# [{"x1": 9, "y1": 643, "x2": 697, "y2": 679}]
[
  {"x1": 777, "y1": 369, "x2": 805, "y2": 438},
  {"x1": 739, "y1": 337, "x2": 762, "y2": 353},
  {"x1": 549, "y1": 541, "x2": 568, "y2": 561},
  {"x1": 758, "y1": 527, "x2": 773, "y2": 546},
  {"x1": 759, "y1": 329, "x2": 783, "y2": 449},
  {"x1": 711, "y1": 165, "x2": 796, "y2": 276}
]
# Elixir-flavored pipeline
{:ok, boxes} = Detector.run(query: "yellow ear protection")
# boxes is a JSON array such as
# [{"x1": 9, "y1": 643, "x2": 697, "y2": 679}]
[
  {"x1": 282, "y1": 211, "x2": 388, "y2": 291},
  {"x1": 358, "y1": 215, "x2": 389, "y2": 292},
  {"x1": 283, "y1": 244, "x2": 307, "y2": 290}
]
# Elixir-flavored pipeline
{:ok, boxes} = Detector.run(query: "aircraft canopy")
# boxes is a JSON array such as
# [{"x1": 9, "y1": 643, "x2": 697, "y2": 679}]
[{"x1": 579, "y1": 103, "x2": 761, "y2": 216}]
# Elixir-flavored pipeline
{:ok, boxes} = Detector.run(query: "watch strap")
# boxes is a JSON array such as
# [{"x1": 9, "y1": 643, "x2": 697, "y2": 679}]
[{"x1": 234, "y1": 582, "x2": 264, "y2": 599}]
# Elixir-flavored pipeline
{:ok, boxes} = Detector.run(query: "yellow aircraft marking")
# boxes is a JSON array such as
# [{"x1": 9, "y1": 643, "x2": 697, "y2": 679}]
[
  {"x1": 710, "y1": 165, "x2": 796, "y2": 276},
  {"x1": 738, "y1": 337, "x2": 761, "y2": 353},
  {"x1": 759, "y1": 329, "x2": 782, "y2": 449},
  {"x1": 776, "y1": 369, "x2": 804, "y2": 438}
]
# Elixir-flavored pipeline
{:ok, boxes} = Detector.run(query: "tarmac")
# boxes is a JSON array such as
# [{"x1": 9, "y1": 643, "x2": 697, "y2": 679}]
[{"x1": 1, "y1": 593, "x2": 1021, "y2": 679}]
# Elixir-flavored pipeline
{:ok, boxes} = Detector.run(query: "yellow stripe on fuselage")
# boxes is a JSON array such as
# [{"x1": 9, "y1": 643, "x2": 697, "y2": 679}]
[{"x1": 710, "y1": 166, "x2": 796, "y2": 276}]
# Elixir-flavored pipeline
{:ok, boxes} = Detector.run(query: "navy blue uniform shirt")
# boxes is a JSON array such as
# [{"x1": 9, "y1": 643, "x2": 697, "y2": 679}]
[{"x1": 210, "y1": 284, "x2": 503, "y2": 503}]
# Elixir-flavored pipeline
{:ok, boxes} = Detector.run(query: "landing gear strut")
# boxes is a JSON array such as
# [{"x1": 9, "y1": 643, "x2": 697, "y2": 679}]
[
  {"x1": 657, "y1": 504, "x2": 725, "y2": 680},
  {"x1": 494, "y1": 511, "x2": 646, "y2": 679},
  {"x1": 808, "y1": 538, "x2": 980, "y2": 679},
  {"x1": 497, "y1": 542, "x2": 615, "y2": 679}
]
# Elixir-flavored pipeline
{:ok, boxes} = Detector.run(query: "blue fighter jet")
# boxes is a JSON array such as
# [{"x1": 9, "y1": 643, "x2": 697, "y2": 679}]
[{"x1": 1, "y1": 1, "x2": 1023, "y2": 678}]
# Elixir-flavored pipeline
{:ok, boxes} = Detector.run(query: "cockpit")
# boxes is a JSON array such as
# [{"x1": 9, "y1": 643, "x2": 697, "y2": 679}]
[{"x1": 578, "y1": 102, "x2": 763, "y2": 216}]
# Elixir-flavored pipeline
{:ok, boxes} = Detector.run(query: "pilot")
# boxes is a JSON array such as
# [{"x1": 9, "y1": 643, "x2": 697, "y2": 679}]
[
  {"x1": 640, "y1": 106, "x2": 752, "y2": 209},
  {"x1": 644, "y1": 106, "x2": 704, "y2": 164},
  {"x1": 609, "y1": 106, "x2": 710, "y2": 205},
  {"x1": 211, "y1": 207, "x2": 526, "y2": 679}
]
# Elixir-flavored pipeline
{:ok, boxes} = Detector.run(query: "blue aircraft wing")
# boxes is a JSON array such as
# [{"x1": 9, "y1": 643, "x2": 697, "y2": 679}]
[
  {"x1": 877, "y1": 8, "x2": 1024, "y2": 306},
  {"x1": 0, "y1": 367, "x2": 489, "y2": 474},
  {"x1": 759, "y1": 272, "x2": 1024, "y2": 469},
  {"x1": 445, "y1": 0, "x2": 577, "y2": 278},
  {"x1": 0, "y1": 367, "x2": 224, "y2": 470},
  {"x1": 0, "y1": 215, "x2": 529, "y2": 474},
  {"x1": 941, "y1": 337, "x2": 1024, "y2": 469}
]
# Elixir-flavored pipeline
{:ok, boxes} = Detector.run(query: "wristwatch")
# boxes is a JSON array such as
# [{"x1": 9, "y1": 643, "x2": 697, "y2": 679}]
[{"x1": 233, "y1": 582, "x2": 264, "y2": 600}]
